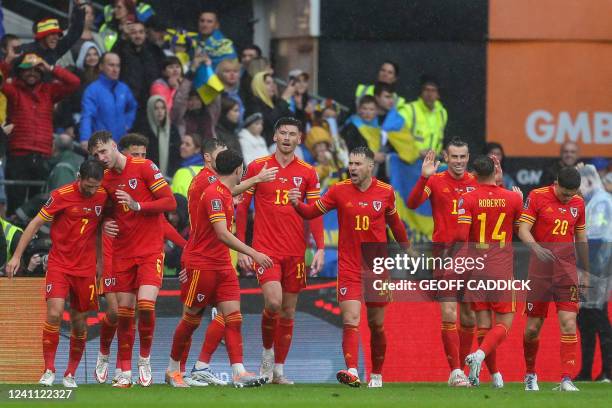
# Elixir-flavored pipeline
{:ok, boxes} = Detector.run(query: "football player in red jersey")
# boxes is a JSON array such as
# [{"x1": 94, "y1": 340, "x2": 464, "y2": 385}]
[
  {"x1": 95, "y1": 133, "x2": 187, "y2": 385},
  {"x1": 407, "y1": 139, "x2": 478, "y2": 386},
  {"x1": 288, "y1": 147, "x2": 409, "y2": 388},
  {"x1": 166, "y1": 149, "x2": 272, "y2": 388},
  {"x1": 236, "y1": 117, "x2": 325, "y2": 384},
  {"x1": 454, "y1": 155, "x2": 523, "y2": 387},
  {"x1": 518, "y1": 167, "x2": 588, "y2": 392},
  {"x1": 172, "y1": 138, "x2": 278, "y2": 387},
  {"x1": 88, "y1": 131, "x2": 177, "y2": 388},
  {"x1": 6, "y1": 160, "x2": 107, "y2": 388}
]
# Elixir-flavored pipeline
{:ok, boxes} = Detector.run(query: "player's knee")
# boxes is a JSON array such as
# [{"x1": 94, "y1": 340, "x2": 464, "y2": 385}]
[
  {"x1": 342, "y1": 312, "x2": 360, "y2": 326},
  {"x1": 524, "y1": 325, "x2": 540, "y2": 340},
  {"x1": 280, "y1": 306, "x2": 295, "y2": 320},
  {"x1": 46, "y1": 310, "x2": 62, "y2": 325},
  {"x1": 440, "y1": 306, "x2": 457, "y2": 322},
  {"x1": 265, "y1": 300, "x2": 282, "y2": 313},
  {"x1": 559, "y1": 318, "x2": 577, "y2": 334}
]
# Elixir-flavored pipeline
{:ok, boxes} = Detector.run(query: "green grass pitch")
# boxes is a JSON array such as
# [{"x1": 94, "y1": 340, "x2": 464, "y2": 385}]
[{"x1": 1, "y1": 383, "x2": 611, "y2": 408}]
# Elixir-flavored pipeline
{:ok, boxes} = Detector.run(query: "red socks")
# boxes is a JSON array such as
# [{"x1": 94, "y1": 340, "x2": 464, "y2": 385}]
[
  {"x1": 65, "y1": 331, "x2": 87, "y2": 377},
  {"x1": 441, "y1": 322, "x2": 460, "y2": 370},
  {"x1": 180, "y1": 337, "x2": 191, "y2": 373},
  {"x1": 261, "y1": 309, "x2": 279, "y2": 350},
  {"x1": 199, "y1": 314, "x2": 226, "y2": 364},
  {"x1": 477, "y1": 324, "x2": 510, "y2": 374},
  {"x1": 225, "y1": 312, "x2": 244, "y2": 365},
  {"x1": 137, "y1": 300, "x2": 156, "y2": 358},
  {"x1": 274, "y1": 318, "x2": 294, "y2": 364},
  {"x1": 99, "y1": 314, "x2": 117, "y2": 356},
  {"x1": 459, "y1": 325, "x2": 476, "y2": 365},
  {"x1": 560, "y1": 334, "x2": 578, "y2": 379},
  {"x1": 342, "y1": 324, "x2": 359, "y2": 369},
  {"x1": 117, "y1": 307, "x2": 135, "y2": 371},
  {"x1": 369, "y1": 324, "x2": 386, "y2": 374},
  {"x1": 523, "y1": 336, "x2": 540, "y2": 374},
  {"x1": 170, "y1": 312, "x2": 201, "y2": 362},
  {"x1": 42, "y1": 321, "x2": 60, "y2": 372}
]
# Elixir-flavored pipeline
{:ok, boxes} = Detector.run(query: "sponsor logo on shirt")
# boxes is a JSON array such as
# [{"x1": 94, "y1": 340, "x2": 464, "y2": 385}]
[
  {"x1": 151, "y1": 163, "x2": 159, "y2": 171},
  {"x1": 208, "y1": 176, "x2": 217, "y2": 183},
  {"x1": 523, "y1": 198, "x2": 530, "y2": 210},
  {"x1": 154, "y1": 173, "x2": 163, "y2": 180},
  {"x1": 45, "y1": 196, "x2": 53, "y2": 208}
]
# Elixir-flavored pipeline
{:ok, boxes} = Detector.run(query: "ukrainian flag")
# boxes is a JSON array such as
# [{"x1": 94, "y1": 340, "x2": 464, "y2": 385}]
[{"x1": 193, "y1": 64, "x2": 224, "y2": 105}]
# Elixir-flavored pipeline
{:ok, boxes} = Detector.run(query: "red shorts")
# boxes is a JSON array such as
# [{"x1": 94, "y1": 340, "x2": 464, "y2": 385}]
[
  {"x1": 254, "y1": 255, "x2": 306, "y2": 293},
  {"x1": 338, "y1": 271, "x2": 390, "y2": 307},
  {"x1": 113, "y1": 252, "x2": 164, "y2": 292},
  {"x1": 525, "y1": 269, "x2": 579, "y2": 318},
  {"x1": 472, "y1": 301, "x2": 516, "y2": 314},
  {"x1": 45, "y1": 268, "x2": 98, "y2": 312},
  {"x1": 181, "y1": 267, "x2": 240, "y2": 308}
]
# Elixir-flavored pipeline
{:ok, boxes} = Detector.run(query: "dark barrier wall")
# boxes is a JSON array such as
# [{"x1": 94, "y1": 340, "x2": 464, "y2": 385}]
[{"x1": 318, "y1": 0, "x2": 488, "y2": 154}]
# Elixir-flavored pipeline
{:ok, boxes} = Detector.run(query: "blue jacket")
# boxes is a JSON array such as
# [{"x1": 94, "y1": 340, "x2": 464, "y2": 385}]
[{"x1": 79, "y1": 74, "x2": 137, "y2": 142}]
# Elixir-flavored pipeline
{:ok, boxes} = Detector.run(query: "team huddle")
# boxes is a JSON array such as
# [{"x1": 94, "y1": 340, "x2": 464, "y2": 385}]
[{"x1": 6, "y1": 117, "x2": 588, "y2": 391}]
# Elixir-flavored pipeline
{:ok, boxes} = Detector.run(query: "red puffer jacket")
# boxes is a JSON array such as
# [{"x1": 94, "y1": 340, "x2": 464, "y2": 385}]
[{"x1": 2, "y1": 66, "x2": 80, "y2": 157}]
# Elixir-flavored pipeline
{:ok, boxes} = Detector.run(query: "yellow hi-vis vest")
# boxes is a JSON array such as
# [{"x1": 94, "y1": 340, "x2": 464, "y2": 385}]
[
  {"x1": 400, "y1": 97, "x2": 448, "y2": 154},
  {"x1": 1, "y1": 218, "x2": 23, "y2": 259},
  {"x1": 354, "y1": 83, "x2": 406, "y2": 110}
]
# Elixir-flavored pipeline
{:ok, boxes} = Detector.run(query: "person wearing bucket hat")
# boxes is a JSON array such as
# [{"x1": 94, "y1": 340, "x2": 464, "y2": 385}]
[
  {"x1": 2, "y1": 52, "x2": 80, "y2": 213},
  {"x1": 21, "y1": 1, "x2": 87, "y2": 65}
]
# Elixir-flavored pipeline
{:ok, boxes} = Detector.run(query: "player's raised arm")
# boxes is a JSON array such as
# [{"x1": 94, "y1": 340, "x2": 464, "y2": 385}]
[
  {"x1": 406, "y1": 150, "x2": 438, "y2": 209},
  {"x1": 288, "y1": 188, "x2": 325, "y2": 219},
  {"x1": 232, "y1": 162, "x2": 278, "y2": 196}
]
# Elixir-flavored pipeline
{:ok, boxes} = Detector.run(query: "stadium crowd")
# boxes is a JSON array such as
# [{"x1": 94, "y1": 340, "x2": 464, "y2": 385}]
[{"x1": 0, "y1": 0, "x2": 609, "y2": 385}]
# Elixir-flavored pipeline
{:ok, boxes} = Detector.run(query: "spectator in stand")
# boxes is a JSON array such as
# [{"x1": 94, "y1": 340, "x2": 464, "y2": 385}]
[
  {"x1": 180, "y1": 90, "x2": 215, "y2": 139},
  {"x1": 14, "y1": 133, "x2": 84, "y2": 223},
  {"x1": 287, "y1": 69, "x2": 315, "y2": 126},
  {"x1": 57, "y1": 2, "x2": 105, "y2": 68},
  {"x1": 399, "y1": 75, "x2": 448, "y2": 157},
  {"x1": 305, "y1": 126, "x2": 344, "y2": 190},
  {"x1": 239, "y1": 44, "x2": 262, "y2": 67},
  {"x1": 191, "y1": 10, "x2": 237, "y2": 69},
  {"x1": 170, "y1": 133, "x2": 203, "y2": 198},
  {"x1": 240, "y1": 55, "x2": 271, "y2": 111},
  {"x1": 575, "y1": 164, "x2": 612, "y2": 382},
  {"x1": 215, "y1": 96, "x2": 241, "y2": 154},
  {"x1": 79, "y1": 52, "x2": 137, "y2": 145},
  {"x1": 99, "y1": 0, "x2": 136, "y2": 51},
  {"x1": 247, "y1": 71, "x2": 293, "y2": 146},
  {"x1": 354, "y1": 60, "x2": 405, "y2": 110},
  {"x1": 60, "y1": 41, "x2": 101, "y2": 125},
  {"x1": 0, "y1": 122, "x2": 13, "y2": 217},
  {"x1": 238, "y1": 112, "x2": 267, "y2": 166},
  {"x1": 0, "y1": 34, "x2": 22, "y2": 68},
  {"x1": 164, "y1": 28, "x2": 197, "y2": 73},
  {"x1": 2, "y1": 53, "x2": 80, "y2": 213},
  {"x1": 139, "y1": 95, "x2": 181, "y2": 176},
  {"x1": 145, "y1": 17, "x2": 168, "y2": 54},
  {"x1": 484, "y1": 142, "x2": 516, "y2": 189},
  {"x1": 341, "y1": 95, "x2": 381, "y2": 155},
  {"x1": 21, "y1": 1, "x2": 86, "y2": 65},
  {"x1": 590, "y1": 158, "x2": 612, "y2": 193},
  {"x1": 113, "y1": 21, "x2": 163, "y2": 129},
  {"x1": 150, "y1": 56, "x2": 183, "y2": 117},
  {"x1": 540, "y1": 141, "x2": 580, "y2": 187},
  {"x1": 102, "y1": 0, "x2": 155, "y2": 28},
  {"x1": 217, "y1": 58, "x2": 244, "y2": 123}
]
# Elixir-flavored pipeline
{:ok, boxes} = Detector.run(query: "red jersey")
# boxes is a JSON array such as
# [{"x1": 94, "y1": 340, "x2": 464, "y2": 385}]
[
  {"x1": 102, "y1": 156, "x2": 174, "y2": 258},
  {"x1": 457, "y1": 184, "x2": 523, "y2": 245},
  {"x1": 314, "y1": 178, "x2": 397, "y2": 274},
  {"x1": 182, "y1": 182, "x2": 233, "y2": 269},
  {"x1": 408, "y1": 171, "x2": 477, "y2": 243},
  {"x1": 39, "y1": 182, "x2": 107, "y2": 277},
  {"x1": 518, "y1": 185, "x2": 586, "y2": 243},
  {"x1": 186, "y1": 166, "x2": 218, "y2": 232},
  {"x1": 238, "y1": 154, "x2": 322, "y2": 256}
]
